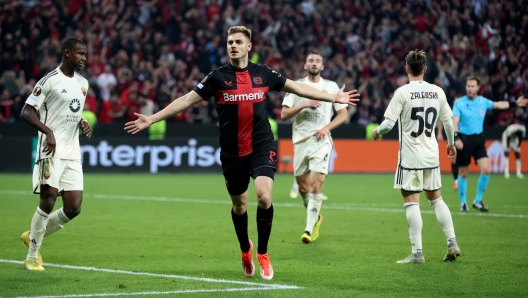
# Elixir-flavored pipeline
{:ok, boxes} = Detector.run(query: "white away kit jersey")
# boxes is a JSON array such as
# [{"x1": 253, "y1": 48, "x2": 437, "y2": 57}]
[
  {"x1": 25, "y1": 67, "x2": 89, "y2": 161},
  {"x1": 384, "y1": 81, "x2": 452, "y2": 169},
  {"x1": 282, "y1": 77, "x2": 347, "y2": 143}
]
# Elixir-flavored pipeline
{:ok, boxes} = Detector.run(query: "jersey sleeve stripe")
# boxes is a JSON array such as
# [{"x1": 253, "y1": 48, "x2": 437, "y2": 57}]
[{"x1": 38, "y1": 71, "x2": 58, "y2": 85}]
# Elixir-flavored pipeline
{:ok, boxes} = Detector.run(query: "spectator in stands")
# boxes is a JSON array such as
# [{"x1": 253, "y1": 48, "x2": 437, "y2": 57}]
[{"x1": 1, "y1": 0, "x2": 527, "y2": 128}]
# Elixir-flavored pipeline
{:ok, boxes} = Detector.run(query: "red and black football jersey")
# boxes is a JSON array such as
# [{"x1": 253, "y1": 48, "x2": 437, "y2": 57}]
[{"x1": 193, "y1": 62, "x2": 286, "y2": 157}]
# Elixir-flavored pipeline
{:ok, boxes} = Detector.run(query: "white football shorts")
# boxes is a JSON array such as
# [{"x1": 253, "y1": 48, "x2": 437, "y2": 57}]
[
  {"x1": 394, "y1": 166, "x2": 442, "y2": 192},
  {"x1": 32, "y1": 158, "x2": 83, "y2": 194},
  {"x1": 294, "y1": 136, "x2": 333, "y2": 176}
]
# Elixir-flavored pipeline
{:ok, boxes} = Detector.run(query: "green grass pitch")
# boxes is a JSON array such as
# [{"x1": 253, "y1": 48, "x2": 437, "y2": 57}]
[{"x1": 1, "y1": 173, "x2": 527, "y2": 297}]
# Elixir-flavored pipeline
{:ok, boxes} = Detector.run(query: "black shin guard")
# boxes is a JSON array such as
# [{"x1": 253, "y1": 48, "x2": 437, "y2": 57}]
[
  {"x1": 256, "y1": 205, "x2": 274, "y2": 254},
  {"x1": 231, "y1": 209, "x2": 250, "y2": 252}
]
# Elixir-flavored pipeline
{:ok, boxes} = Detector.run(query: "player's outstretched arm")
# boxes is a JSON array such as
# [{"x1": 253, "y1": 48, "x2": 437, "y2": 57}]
[
  {"x1": 21, "y1": 104, "x2": 56, "y2": 156},
  {"x1": 125, "y1": 91, "x2": 203, "y2": 134},
  {"x1": 281, "y1": 79, "x2": 360, "y2": 105},
  {"x1": 493, "y1": 96, "x2": 528, "y2": 110}
]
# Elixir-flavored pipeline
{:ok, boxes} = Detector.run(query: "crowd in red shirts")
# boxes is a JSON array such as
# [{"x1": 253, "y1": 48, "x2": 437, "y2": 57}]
[{"x1": 1, "y1": 0, "x2": 527, "y2": 127}]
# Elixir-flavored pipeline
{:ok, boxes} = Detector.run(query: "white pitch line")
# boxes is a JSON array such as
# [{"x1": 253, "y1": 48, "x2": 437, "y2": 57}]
[
  {"x1": 12, "y1": 287, "x2": 287, "y2": 298},
  {"x1": 2, "y1": 190, "x2": 527, "y2": 219},
  {"x1": 0, "y1": 259, "x2": 300, "y2": 291}
]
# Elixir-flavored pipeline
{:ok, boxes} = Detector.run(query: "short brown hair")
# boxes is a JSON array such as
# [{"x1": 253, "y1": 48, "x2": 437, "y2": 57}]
[
  {"x1": 306, "y1": 49, "x2": 323, "y2": 61},
  {"x1": 405, "y1": 50, "x2": 427, "y2": 76},
  {"x1": 466, "y1": 76, "x2": 480, "y2": 85},
  {"x1": 227, "y1": 26, "x2": 252, "y2": 41}
]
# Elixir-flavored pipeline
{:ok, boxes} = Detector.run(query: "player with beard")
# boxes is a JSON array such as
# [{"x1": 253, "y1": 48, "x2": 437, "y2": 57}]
[
  {"x1": 125, "y1": 26, "x2": 360, "y2": 280},
  {"x1": 281, "y1": 49, "x2": 348, "y2": 243}
]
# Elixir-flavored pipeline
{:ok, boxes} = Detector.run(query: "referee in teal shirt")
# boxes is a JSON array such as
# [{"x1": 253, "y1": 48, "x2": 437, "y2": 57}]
[{"x1": 453, "y1": 77, "x2": 528, "y2": 212}]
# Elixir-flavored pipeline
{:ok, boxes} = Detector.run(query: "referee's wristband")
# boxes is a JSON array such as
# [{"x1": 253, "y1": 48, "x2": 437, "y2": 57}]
[
  {"x1": 509, "y1": 101, "x2": 518, "y2": 109},
  {"x1": 454, "y1": 132, "x2": 459, "y2": 141}
]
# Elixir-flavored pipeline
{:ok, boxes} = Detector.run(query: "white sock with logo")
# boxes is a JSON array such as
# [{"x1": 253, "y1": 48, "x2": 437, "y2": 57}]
[
  {"x1": 429, "y1": 197, "x2": 456, "y2": 243},
  {"x1": 27, "y1": 207, "x2": 49, "y2": 260},
  {"x1": 404, "y1": 203, "x2": 422, "y2": 253},
  {"x1": 45, "y1": 208, "x2": 71, "y2": 237},
  {"x1": 305, "y1": 194, "x2": 323, "y2": 234}
]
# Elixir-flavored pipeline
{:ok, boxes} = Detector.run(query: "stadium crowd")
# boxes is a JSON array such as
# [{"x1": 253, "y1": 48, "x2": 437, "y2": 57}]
[{"x1": 0, "y1": 0, "x2": 527, "y2": 127}]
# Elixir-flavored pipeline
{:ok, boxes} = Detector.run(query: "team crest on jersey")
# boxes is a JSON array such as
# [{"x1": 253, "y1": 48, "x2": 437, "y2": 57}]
[
  {"x1": 480, "y1": 108, "x2": 485, "y2": 116},
  {"x1": 33, "y1": 87, "x2": 42, "y2": 96},
  {"x1": 253, "y1": 76, "x2": 263, "y2": 85},
  {"x1": 81, "y1": 87, "x2": 87, "y2": 96}
]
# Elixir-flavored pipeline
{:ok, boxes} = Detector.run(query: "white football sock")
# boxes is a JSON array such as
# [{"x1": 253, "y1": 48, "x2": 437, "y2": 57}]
[
  {"x1": 45, "y1": 208, "x2": 70, "y2": 237},
  {"x1": 516, "y1": 159, "x2": 522, "y2": 175},
  {"x1": 300, "y1": 193, "x2": 313, "y2": 208},
  {"x1": 404, "y1": 203, "x2": 422, "y2": 252},
  {"x1": 305, "y1": 195, "x2": 323, "y2": 234},
  {"x1": 429, "y1": 197, "x2": 456, "y2": 243},
  {"x1": 27, "y1": 207, "x2": 49, "y2": 260}
]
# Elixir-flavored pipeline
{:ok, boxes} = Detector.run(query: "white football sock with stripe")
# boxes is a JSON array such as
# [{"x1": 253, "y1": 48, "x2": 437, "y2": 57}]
[
  {"x1": 45, "y1": 208, "x2": 71, "y2": 237},
  {"x1": 404, "y1": 203, "x2": 422, "y2": 253},
  {"x1": 27, "y1": 207, "x2": 49, "y2": 260}
]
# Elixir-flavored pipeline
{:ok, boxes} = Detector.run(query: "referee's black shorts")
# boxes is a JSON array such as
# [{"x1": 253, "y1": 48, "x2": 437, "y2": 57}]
[{"x1": 456, "y1": 133, "x2": 488, "y2": 166}]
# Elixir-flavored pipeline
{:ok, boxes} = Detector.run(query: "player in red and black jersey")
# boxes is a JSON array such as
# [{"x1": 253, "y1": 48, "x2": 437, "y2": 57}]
[{"x1": 125, "y1": 26, "x2": 360, "y2": 280}]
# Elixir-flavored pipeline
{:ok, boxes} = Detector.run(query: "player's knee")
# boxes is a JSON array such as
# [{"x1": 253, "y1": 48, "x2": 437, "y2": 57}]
[
  {"x1": 312, "y1": 182, "x2": 323, "y2": 194},
  {"x1": 64, "y1": 206, "x2": 81, "y2": 219},
  {"x1": 298, "y1": 183, "x2": 311, "y2": 194},
  {"x1": 256, "y1": 191, "x2": 271, "y2": 205},
  {"x1": 481, "y1": 167, "x2": 491, "y2": 175},
  {"x1": 458, "y1": 168, "x2": 468, "y2": 178},
  {"x1": 39, "y1": 195, "x2": 57, "y2": 213}
]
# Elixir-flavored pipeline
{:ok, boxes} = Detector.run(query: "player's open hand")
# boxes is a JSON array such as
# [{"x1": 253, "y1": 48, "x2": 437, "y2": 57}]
[
  {"x1": 447, "y1": 144, "x2": 456, "y2": 159},
  {"x1": 125, "y1": 113, "x2": 152, "y2": 134},
  {"x1": 80, "y1": 119, "x2": 92, "y2": 138},
  {"x1": 335, "y1": 85, "x2": 360, "y2": 105},
  {"x1": 44, "y1": 131, "x2": 56, "y2": 157},
  {"x1": 516, "y1": 96, "x2": 528, "y2": 107},
  {"x1": 372, "y1": 129, "x2": 381, "y2": 141}
]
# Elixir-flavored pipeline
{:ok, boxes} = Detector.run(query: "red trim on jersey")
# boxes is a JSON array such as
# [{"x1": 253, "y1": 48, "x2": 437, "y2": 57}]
[{"x1": 216, "y1": 70, "x2": 269, "y2": 156}]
